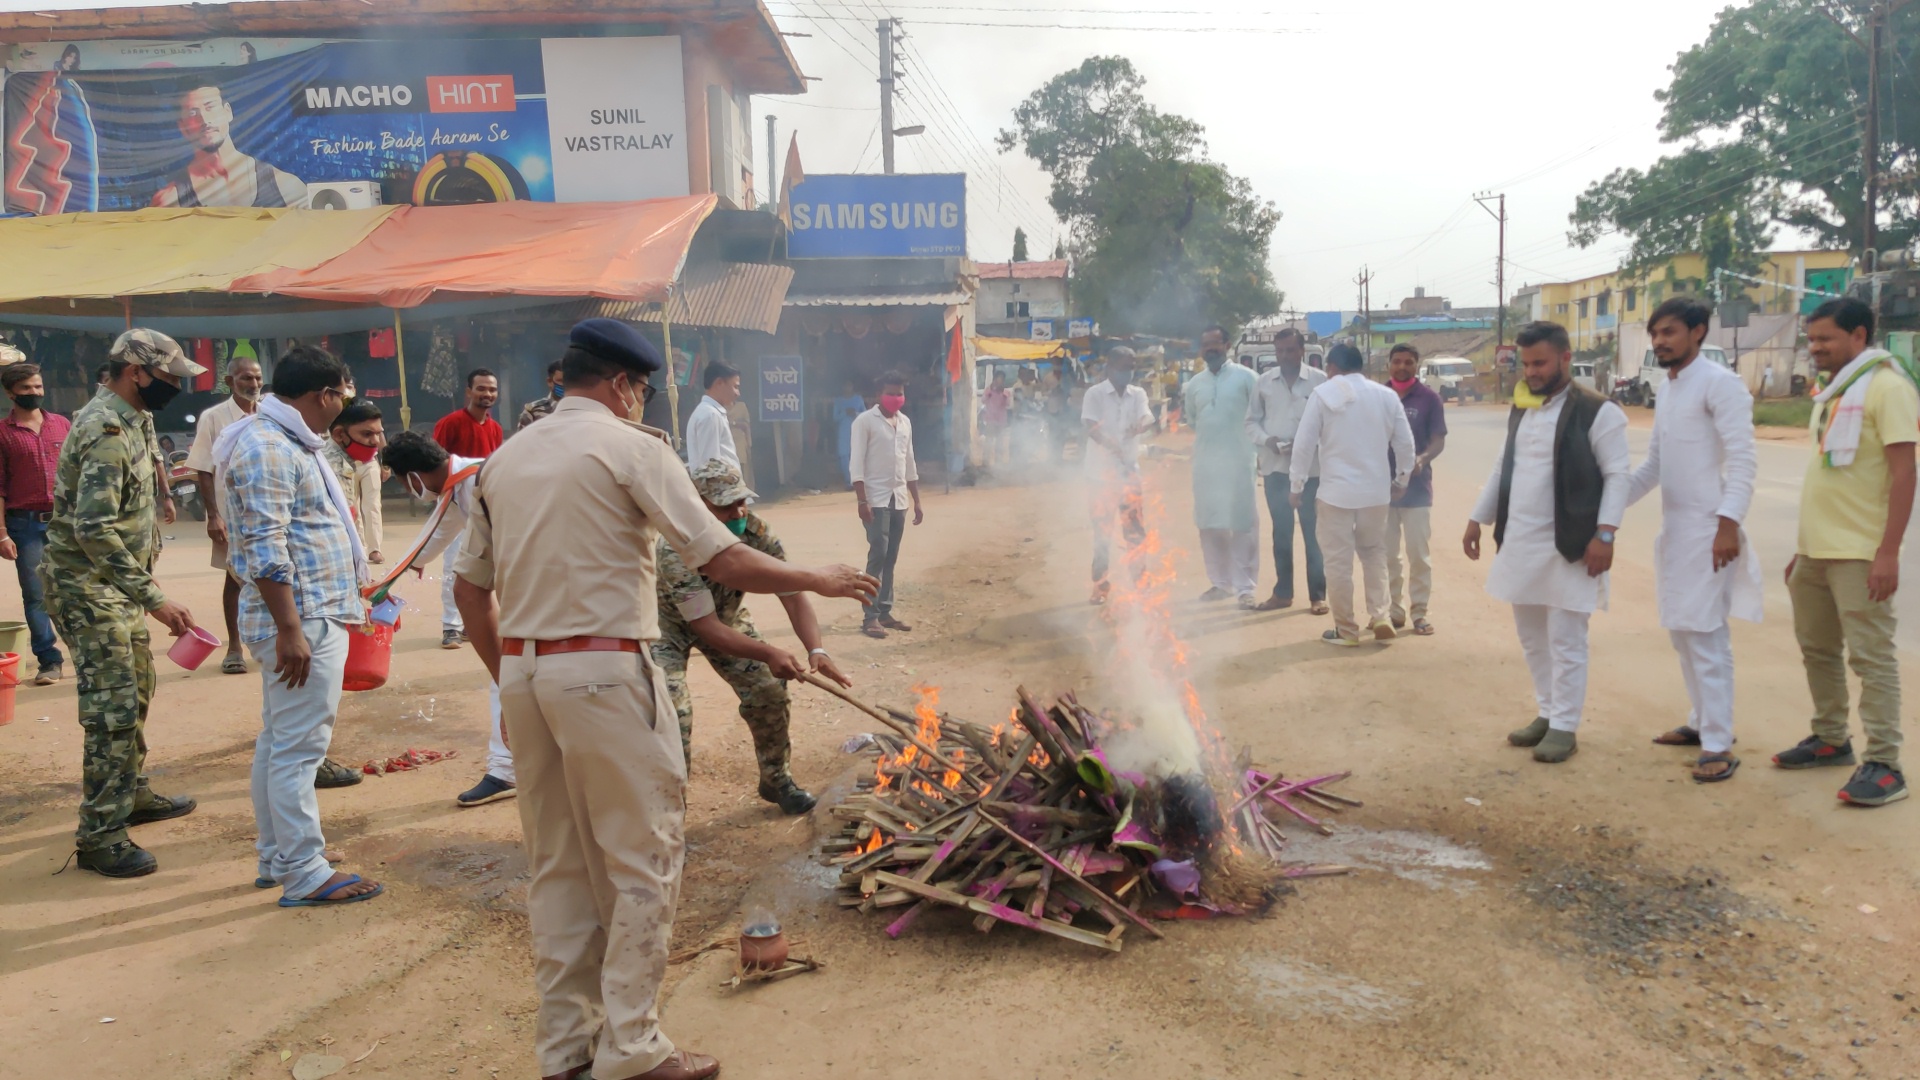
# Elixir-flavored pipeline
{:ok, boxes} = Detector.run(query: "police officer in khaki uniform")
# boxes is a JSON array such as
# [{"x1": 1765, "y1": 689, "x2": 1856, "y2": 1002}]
[{"x1": 452, "y1": 319, "x2": 874, "y2": 1080}]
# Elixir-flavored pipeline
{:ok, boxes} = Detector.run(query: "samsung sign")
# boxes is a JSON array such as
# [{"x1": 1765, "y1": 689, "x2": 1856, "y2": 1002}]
[{"x1": 787, "y1": 173, "x2": 966, "y2": 258}]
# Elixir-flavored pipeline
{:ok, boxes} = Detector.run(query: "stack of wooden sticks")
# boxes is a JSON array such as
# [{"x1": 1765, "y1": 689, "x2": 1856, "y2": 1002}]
[{"x1": 806, "y1": 677, "x2": 1357, "y2": 952}]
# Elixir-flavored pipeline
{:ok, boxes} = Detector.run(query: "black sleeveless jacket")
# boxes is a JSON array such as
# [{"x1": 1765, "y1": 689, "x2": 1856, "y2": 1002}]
[{"x1": 1493, "y1": 384, "x2": 1608, "y2": 563}]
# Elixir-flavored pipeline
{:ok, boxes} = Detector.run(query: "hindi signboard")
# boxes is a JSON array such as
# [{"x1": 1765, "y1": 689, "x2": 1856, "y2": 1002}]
[{"x1": 759, "y1": 356, "x2": 803, "y2": 422}]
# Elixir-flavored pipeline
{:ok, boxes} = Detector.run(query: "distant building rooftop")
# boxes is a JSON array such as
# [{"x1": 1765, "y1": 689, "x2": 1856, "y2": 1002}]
[{"x1": 976, "y1": 260, "x2": 1069, "y2": 281}]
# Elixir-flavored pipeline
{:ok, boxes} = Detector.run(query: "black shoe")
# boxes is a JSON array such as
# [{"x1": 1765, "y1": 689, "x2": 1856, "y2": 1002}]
[
  {"x1": 441, "y1": 629, "x2": 467, "y2": 649},
  {"x1": 76, "y1": 839, "x2": 157, "y2": 878},
  {"x1": 758, "y1": 777, "x2": 817, "y2": 815},
  {"x1": 1772, "y1": 734, "x2": 1857, "y2": 770},
  {"x1": 1838, "y1": 762, "x2": 1909, "y2": 807},
  {"x1": 126, "y1": 793, "x2": 196, "y2": 826},
  {"x1": 315, "y1": 758, "x2": 363, "y2": 788},
  {"x1": 456, "y1": 774, "x2": 517, "y2": 807}
]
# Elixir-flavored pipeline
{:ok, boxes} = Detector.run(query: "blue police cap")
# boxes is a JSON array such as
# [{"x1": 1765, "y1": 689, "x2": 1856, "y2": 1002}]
[{"x1": 569, "y1": 318, "x2": 662, "y2": 375}]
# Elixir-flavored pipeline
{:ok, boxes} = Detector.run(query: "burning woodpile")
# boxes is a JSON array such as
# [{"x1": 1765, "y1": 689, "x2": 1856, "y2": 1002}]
[{"x1": 809, "y1": 677, "x2": 1357, "y2": 952}]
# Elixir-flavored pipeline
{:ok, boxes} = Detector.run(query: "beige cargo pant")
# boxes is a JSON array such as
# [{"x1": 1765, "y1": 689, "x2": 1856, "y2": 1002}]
[{"x1": 500, "y1": 647, "x2": 685, "y2": 1080}]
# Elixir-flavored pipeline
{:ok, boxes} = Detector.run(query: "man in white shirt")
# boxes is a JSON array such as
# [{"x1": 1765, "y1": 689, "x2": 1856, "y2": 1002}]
[
  {"x1": 186, "y1": 355, "x2": 262, "y2": 675},
  {"x1": 685, "y1": 362, "x2": 742, "y2": 473},
  {"x1": 1464, "y1": 322, "x2": 1632, "y2": 764},
  {"x1": 1290, "y1": 344, "x2": 1414, "y2": 646},
  {"x1": 849, "y1": 370, "x2": 922, "y2": 639},
  {"x1": 1082, "y1": 347, "x2": 1155, "y2": 604},
  {"x1": 1247, "y1": 329, "x2": 1329, "y2": 613},
  {"x1": 1628, "y1": 298, "x2": 1761, "y2": 782}
]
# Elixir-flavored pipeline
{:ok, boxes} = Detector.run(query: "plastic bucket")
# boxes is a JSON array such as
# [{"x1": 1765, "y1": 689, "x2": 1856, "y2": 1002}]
[
  {"x1": 343, "y1": 620, "x2": 395, "y2": 692},
  {"x1": 166, "y1": 626, "x2": 222, "y2": 670},
  {"x1": 0, "y1": 652, "x2": 18, "y2": 726},
  {"x1": 0, "y1": 621, "x2": 25, "y2": 658}
]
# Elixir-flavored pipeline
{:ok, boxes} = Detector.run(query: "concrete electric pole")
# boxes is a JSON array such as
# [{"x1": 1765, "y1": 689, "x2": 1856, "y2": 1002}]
[
  {"x1": 765, "y1": 114, "x2": 777, "y2": 212},
  {"x1": 878, "y1": 18, "x2": 896, "y2": 174},
  {"x1": 1474, "y1": 191, "x2": 1508, "y2": 347},
  {"x1": 1354, "y1": 266, "x2": 1374, "y2": 359}
]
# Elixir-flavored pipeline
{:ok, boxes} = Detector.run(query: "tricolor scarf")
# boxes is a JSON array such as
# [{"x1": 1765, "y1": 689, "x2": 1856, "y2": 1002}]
[
  {"x1": 212, "y1": 394, "x2": 369, "y2": 586},
  {"x1": 1813, "y1": 349, "x2": 1919, "y2": 468},
  {"x1": 361, "y1": 461, "x2": 483, "y2": 603}
]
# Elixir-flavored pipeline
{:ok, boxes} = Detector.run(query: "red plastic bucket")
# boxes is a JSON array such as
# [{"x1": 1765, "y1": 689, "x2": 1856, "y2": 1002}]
[
  {"x1": 0, "y1": 652, "x2": 18, "y2": 726},
  {"x1": 342, "y1": 620, "x2": 395, "y2": 692},
  {"x1": 166, "y1": 626, "x2": 222, "y2": 670}
]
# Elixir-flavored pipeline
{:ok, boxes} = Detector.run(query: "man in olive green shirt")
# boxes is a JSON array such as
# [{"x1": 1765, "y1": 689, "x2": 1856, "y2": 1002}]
[
  {"x1": 45, "y1": 329, "x2": 204, "y2": 877},
  {"x1": 1773, "y1": 298, "x2": 1919, "y2": 807}
]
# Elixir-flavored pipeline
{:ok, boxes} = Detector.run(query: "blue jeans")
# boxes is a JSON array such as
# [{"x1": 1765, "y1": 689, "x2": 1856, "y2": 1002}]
[
  {"x1": 1262, "y1": 473, "x2": 1326, "y2": 602},
  {"x1": 7, "y1": 511, "x2": 63, "y2": 668},
  {"x1": 249, "y1": 618, "x2": 349, "y2": 901}
]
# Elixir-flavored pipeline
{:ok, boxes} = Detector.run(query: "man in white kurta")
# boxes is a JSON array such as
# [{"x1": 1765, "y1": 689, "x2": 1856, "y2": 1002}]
[
  {"x1": 1465, "y1": 325, "x2": 1632, "y2": 763},
  {"x1": 1184, "y1": 327, "x2": 1261, "y2": 607},
  {"x1": 1082, "y1": 348, "x2": 1155, "y2": 604},
  {"x1": 1627, "y1": 300, "x2": 1762, "y2": 780}
]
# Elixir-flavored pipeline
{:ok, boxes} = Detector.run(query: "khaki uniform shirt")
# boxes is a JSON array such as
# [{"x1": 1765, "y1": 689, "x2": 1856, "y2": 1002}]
[
  {"x1": 454, "y1": 396, "x2": 738, "y2": 641},
  {"x1": 43, "y1": 387, "x2": 163, "y2": 609}
]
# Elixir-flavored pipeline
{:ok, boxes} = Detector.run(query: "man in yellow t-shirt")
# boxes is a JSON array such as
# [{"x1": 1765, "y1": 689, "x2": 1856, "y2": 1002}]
[{"x1": 1774, "y1": 297, "x2": 1919, "y2": 806}]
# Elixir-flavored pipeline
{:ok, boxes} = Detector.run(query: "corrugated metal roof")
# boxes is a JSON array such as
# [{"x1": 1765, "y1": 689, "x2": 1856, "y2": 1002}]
[
  {"x1": 975, "y1": 260, "x2": 1069, "y2": 280},
  {"x1": 785, "y1": 289, "x2": 971, "y2": 308},
  {"x1": 538, "y1": 261, "x2": 793, "y2": 334}
]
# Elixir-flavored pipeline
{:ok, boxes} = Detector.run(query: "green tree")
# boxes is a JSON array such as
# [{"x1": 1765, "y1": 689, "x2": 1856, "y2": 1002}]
[
  {"x1": 1012, "y1": 227, "x2": 1029, "y2": 262},
  {"x1": 1052, "y1": 239, "x2": 1067, "y2": 260},
  {"x1": 997, "y1": 56, "x2": 1281, "y2": 336},
  {"x1": 1569, "y1": 0, "x2": 1918, "y2": 261}
]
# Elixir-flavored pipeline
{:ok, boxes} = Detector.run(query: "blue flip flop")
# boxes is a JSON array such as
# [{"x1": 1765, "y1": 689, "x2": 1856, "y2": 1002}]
[
  {"x1": 277, "y1": 874, "x2": 384, "y2": 908},
  {"x1": 254, "y1": 877, "x2": 274, "y2": 889}
]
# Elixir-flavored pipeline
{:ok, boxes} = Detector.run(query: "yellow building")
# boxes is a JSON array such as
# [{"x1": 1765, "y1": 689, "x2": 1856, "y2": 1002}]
[{"x1": 1516, "y1": 250, "x2": 1854, "y2": 353}]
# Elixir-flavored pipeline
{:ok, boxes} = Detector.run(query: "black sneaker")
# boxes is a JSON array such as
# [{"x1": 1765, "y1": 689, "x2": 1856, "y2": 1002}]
[
  {"x1": 315, "y1": 758, "x2": 363, "y2": 788},
  {"x1": 1838, "y1": 762, "x2": 1909, "y2": 807},
  {"x1": 758, "y1": 777, "x2": 817, "y2": 815},
  {"x1": 456, "y1": 774, "x2": 517, "y2": 807},
  {"x1": 76, "y1": 840, "x2": 158, "y2": 878},
  {"x1": 441, "y1": 629, "x2": 467, "y2": 650},
  {"x1": 1772, "y1": 734, "x2": 1857, "y2": 770},
  {"x1": 126, "y1": 792, "x2": 197, "y2": 826}
]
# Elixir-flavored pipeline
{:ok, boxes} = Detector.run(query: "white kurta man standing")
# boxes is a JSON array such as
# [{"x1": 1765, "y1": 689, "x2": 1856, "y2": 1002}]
[
  {"x1": 1464, "y1": 321, "x2": 1631, "y2": 764},
  {"x1": 1627, "y1": 297, "x2": 1762, "y2": 782}
]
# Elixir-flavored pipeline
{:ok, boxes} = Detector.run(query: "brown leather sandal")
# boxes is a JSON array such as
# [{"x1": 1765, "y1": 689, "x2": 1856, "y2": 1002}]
[{"x1": 1653, "y1": 726, "x2": 1703, "y2": 746}]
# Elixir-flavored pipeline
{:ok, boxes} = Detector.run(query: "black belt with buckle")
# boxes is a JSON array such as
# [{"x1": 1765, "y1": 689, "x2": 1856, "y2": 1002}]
[{"x1": 4, "y1": 510, "x2": 53, "y2": 523}]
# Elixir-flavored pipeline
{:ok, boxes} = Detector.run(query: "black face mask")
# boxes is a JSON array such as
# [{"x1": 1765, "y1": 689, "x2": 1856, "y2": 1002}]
[
  {"x1": 136, "y1": 374, "x2": 183, "y2": 413},
  {"x1": 10, "y1": 394, "x2": 43, "y2": 412}
]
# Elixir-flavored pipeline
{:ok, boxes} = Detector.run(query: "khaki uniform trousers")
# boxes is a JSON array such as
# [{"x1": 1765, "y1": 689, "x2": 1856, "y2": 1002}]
[
  {"x1": 500, "y1": 647, "x2": 685, "y2": 1080},
  {"x1": 1790, "y1": 556, "x2": 1902, "y2": 766}
]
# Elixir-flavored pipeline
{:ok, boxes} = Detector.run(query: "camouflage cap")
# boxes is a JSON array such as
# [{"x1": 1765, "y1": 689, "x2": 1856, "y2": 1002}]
[
  {"x1": 109, "y1": 328, "x2": 207, "y2": 379},
  {"x1": 689, "y1": 458, "x2": 756, "y2": 506}
]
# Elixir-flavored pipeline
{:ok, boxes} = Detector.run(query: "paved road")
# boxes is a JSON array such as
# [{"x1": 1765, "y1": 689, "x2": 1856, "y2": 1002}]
[{"x1": 1441, "y1": 403, "x2": 1920, "y2": 649}]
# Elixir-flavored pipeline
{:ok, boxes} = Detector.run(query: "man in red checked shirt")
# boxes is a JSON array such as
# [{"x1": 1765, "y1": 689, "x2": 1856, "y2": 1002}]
[
  {"x1": 430, "y1": 369, "x2": 503, "y2": 647},
  {"x1": 0, "y1": 355, "x2": 73, "y2": 685}
]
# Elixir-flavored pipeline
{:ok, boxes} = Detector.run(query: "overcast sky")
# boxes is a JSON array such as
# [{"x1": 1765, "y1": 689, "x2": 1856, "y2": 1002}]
[{"x1": 6, "y1": 0, "x2": 1764, "y2": 313}]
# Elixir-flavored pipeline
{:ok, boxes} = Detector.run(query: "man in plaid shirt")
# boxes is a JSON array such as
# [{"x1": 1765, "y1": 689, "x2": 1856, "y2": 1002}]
[{"x1": 220, "y1": 345, "x2": 382, "y2": 908}]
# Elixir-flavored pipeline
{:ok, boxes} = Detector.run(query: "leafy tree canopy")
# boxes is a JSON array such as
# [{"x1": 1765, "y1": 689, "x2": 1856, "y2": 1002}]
[
  {"x1": 998, "y1": 56, "x2": 1281, "y2": 337},
  {"x1": 1012, "y1": 227, "x2": 1029, "y2": 262}
]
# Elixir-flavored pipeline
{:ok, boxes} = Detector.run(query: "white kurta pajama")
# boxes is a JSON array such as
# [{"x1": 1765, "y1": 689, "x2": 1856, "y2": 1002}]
[
  {"x1": 1184, "y1": 363, "x2": 1261, "y2": 597},
  {"x1": 1470, "y1": 390, "x2": 1632, "y2": 732},
  {"x1": 1625, "y1": 357, "x2": 1763, "y2": 754}
]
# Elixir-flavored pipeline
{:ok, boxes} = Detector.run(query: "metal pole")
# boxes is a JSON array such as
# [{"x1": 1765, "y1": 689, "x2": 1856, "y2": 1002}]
[
  {"x1": 392, "y1": 309, "x2": 412, "y2": 431},
  {"x1": 765, "y1": 113, "x2": 777, "y2": 213},
  {"x1": 1863, "y1": 2, "x2": 1884, "y2": 260},
  {"x1": 878, "y1": 18, "x2": 896, "y2": 174},
  {"x1": 663, "y1": 307, "x2": 681, "y2": 451}
]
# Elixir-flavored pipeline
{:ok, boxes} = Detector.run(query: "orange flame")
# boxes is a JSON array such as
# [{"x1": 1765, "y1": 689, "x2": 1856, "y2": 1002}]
[{"x1": 857, "y1": 829, "x2": 887, "y2": 855}]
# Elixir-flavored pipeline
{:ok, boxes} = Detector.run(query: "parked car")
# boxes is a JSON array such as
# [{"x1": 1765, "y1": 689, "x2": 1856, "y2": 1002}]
[
  {"x1": 1621, "y1": 344, "x2": 1731, "y2": 406},
  {"x1": 1420, "y1": 357, "x2": 1480, "y2": 402},
  {"x1": 1572, "y1": 361, "x2": 1598, "y2": 392}
]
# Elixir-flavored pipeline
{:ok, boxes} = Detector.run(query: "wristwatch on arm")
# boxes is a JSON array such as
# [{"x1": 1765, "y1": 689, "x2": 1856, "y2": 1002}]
[{"x1": 1594, "y1": 528, "x2": 1617, "y2": 544}]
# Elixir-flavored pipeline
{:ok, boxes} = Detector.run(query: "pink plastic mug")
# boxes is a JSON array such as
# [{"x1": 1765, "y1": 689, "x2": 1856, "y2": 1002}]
[{"x1": 166, "y1": 626, "x2": 221, "y2": 670}]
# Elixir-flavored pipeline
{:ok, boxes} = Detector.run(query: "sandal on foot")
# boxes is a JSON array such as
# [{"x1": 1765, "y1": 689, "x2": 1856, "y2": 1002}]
[
  {"x1": 277, "y1": 873, "x2": 383, "y2": 908},
  {"x1": 1692, "y1": 752, "x2": 1740, "y2": 783},
  {"x1": 1412, "y1": 618, "x2": 1435, "y2": 636},
  {"x1": 879, "y1": 616, "x2": 913, "y2": 632},
  {"x1": 861, "y1": 619, "x2": 888, "y2": 639},
  {"x1": 221, "y1": 654, "x2": 249, "y2": 675},
  {"x1": 1653, "y1": 726, "x2": 1703, "y2": 746},
  {"x1": 1310, "y1": 601, "x2": 1330, "y2": 616}
]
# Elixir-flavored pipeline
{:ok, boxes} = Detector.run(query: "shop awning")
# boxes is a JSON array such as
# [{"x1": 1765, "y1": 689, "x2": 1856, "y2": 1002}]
[
  {"x1": 532, "y1": 260, "x2": 795, "y2": 334},
  {"x1": 785, "y1": 288, "x2": 972, "y2": 307},
  {"x1": 233, "y1": 196, "x2": 719, "y2": 308},
  {"x1": 974, "y1": 335, "x2": 1068, "y2": 360},
  {"x1": 0, "y1": 205, "x2": 398, "y2": 305}
]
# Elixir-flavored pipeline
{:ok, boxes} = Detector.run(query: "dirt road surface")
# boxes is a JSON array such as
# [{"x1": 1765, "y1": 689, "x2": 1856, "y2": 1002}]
[{"x1": 3, "y1": 404, "x2": 1917, "y2": 1080}]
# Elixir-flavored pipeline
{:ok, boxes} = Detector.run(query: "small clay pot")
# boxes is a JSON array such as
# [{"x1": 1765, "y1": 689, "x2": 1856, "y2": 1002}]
[{"x1": 738, "y1": 929, "x2": 789, "y2": 972}]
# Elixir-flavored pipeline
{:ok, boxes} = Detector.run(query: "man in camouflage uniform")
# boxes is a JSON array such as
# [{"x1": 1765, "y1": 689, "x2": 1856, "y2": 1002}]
[
  {"x1": 654, "y1": 459, "x2": 853, "y2": 814},
  {"x1": 45, "y1": 329, "x2": 204, "y2": 878},
  {"x1": 515, "y1": 360, "x2": 564, "y2": 431}
]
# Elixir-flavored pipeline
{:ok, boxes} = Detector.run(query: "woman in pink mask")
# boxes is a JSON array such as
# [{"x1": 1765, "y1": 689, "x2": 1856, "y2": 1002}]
[{"x1": 847, "y1": 371, "x2": 923, "y2": 638}]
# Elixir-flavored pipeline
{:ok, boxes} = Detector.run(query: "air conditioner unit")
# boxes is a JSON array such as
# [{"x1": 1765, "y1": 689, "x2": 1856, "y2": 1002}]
[{"x1": 307, "y1": 181, "x2": 383, "y2": 211}]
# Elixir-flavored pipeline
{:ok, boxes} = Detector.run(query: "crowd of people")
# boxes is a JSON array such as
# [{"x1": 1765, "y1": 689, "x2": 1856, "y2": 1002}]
[{"x1": 4, "y1": 289, "x2": 1913, "y2": 1080}]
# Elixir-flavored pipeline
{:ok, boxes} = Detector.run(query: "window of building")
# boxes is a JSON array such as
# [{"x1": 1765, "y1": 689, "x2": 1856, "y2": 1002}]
[
  {"x1": 1624, "y1": 287, "x2": 1637, "y2": 312},
  {"x1": 1555, "y1": 303, "x2": 1569, "y2": 315},
  {"x1": 1005, "y1": 301, "x2": 1030, "y2": 318},
  {"x1": 1383, "y1": 334, "x2": 1396, "y2": 344},
  {"x1": 1596, "y1": 291, "x2": 1610, "y2": 317},
  {"x1": 1576, "y1": 298, "x2": 1589, "y2": 318}
]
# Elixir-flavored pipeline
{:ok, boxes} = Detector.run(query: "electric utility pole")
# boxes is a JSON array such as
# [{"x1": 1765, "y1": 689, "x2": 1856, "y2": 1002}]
[
  {"x1": 878, "y1": 18, "x2": 897, "y2": 174},
  {"x1": 765, "y1": 114, "x2": 777, "y2": 213},
  {"x1": 1823, "y1": 0, "x2": 1911, "y2": 263},
  {"x1": 1474, "y1": 191, "x2": 1508, "y2": 346},
  {"x1": 1354, "y1": 266, "x2": 1374, "y2": 358}
]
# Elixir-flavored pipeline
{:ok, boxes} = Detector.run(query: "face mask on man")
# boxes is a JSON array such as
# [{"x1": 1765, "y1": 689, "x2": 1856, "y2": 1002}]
[
  {"x1": 10, "y1": 394, "x2": 43, "y2": 412},
  {"x1": 405, "y1": 472, "x2": 431, "y2": 500},
  {"x1": 344, "y1": 439, "x2": 380, "y2": 464},
  {"x1": 880, "y1": 392, "x2": 906, "y2": 416},
  {"x1": 551, "y1": 384, "x2": 566, "y2": 400},
  {"x1": 1389, "y1": 375, "x2": 1418, "y2": 392},
  {"x1": 725, "y1": 516, "x2": 749, "y2": 536},
  {"x1": 136, "y1": 372, "x2": 182, "y2": 412}
]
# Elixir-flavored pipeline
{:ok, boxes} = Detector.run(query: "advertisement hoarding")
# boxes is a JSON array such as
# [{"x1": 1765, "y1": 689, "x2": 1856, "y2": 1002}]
[
  {"x1": 785, "y1": 173, "x2": 965, "y2": 258},
  {"x1": 3, "y1": 36, "x2": 688, "y2": 215}
]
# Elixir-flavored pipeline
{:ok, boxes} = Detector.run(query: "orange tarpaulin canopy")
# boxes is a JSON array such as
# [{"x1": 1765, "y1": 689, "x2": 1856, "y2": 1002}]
[{"x1": 233, "y1": 195, "x2": 720, "y2": 308}]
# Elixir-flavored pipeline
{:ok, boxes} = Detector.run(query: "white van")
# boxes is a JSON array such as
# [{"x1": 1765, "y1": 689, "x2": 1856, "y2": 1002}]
[
  {"x1": 1420, "y1": 358, "x2": 1479, "y2": 402},
  {"x1": 1640, "y1": 345, "x2": 1731, "y2": 406}
]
